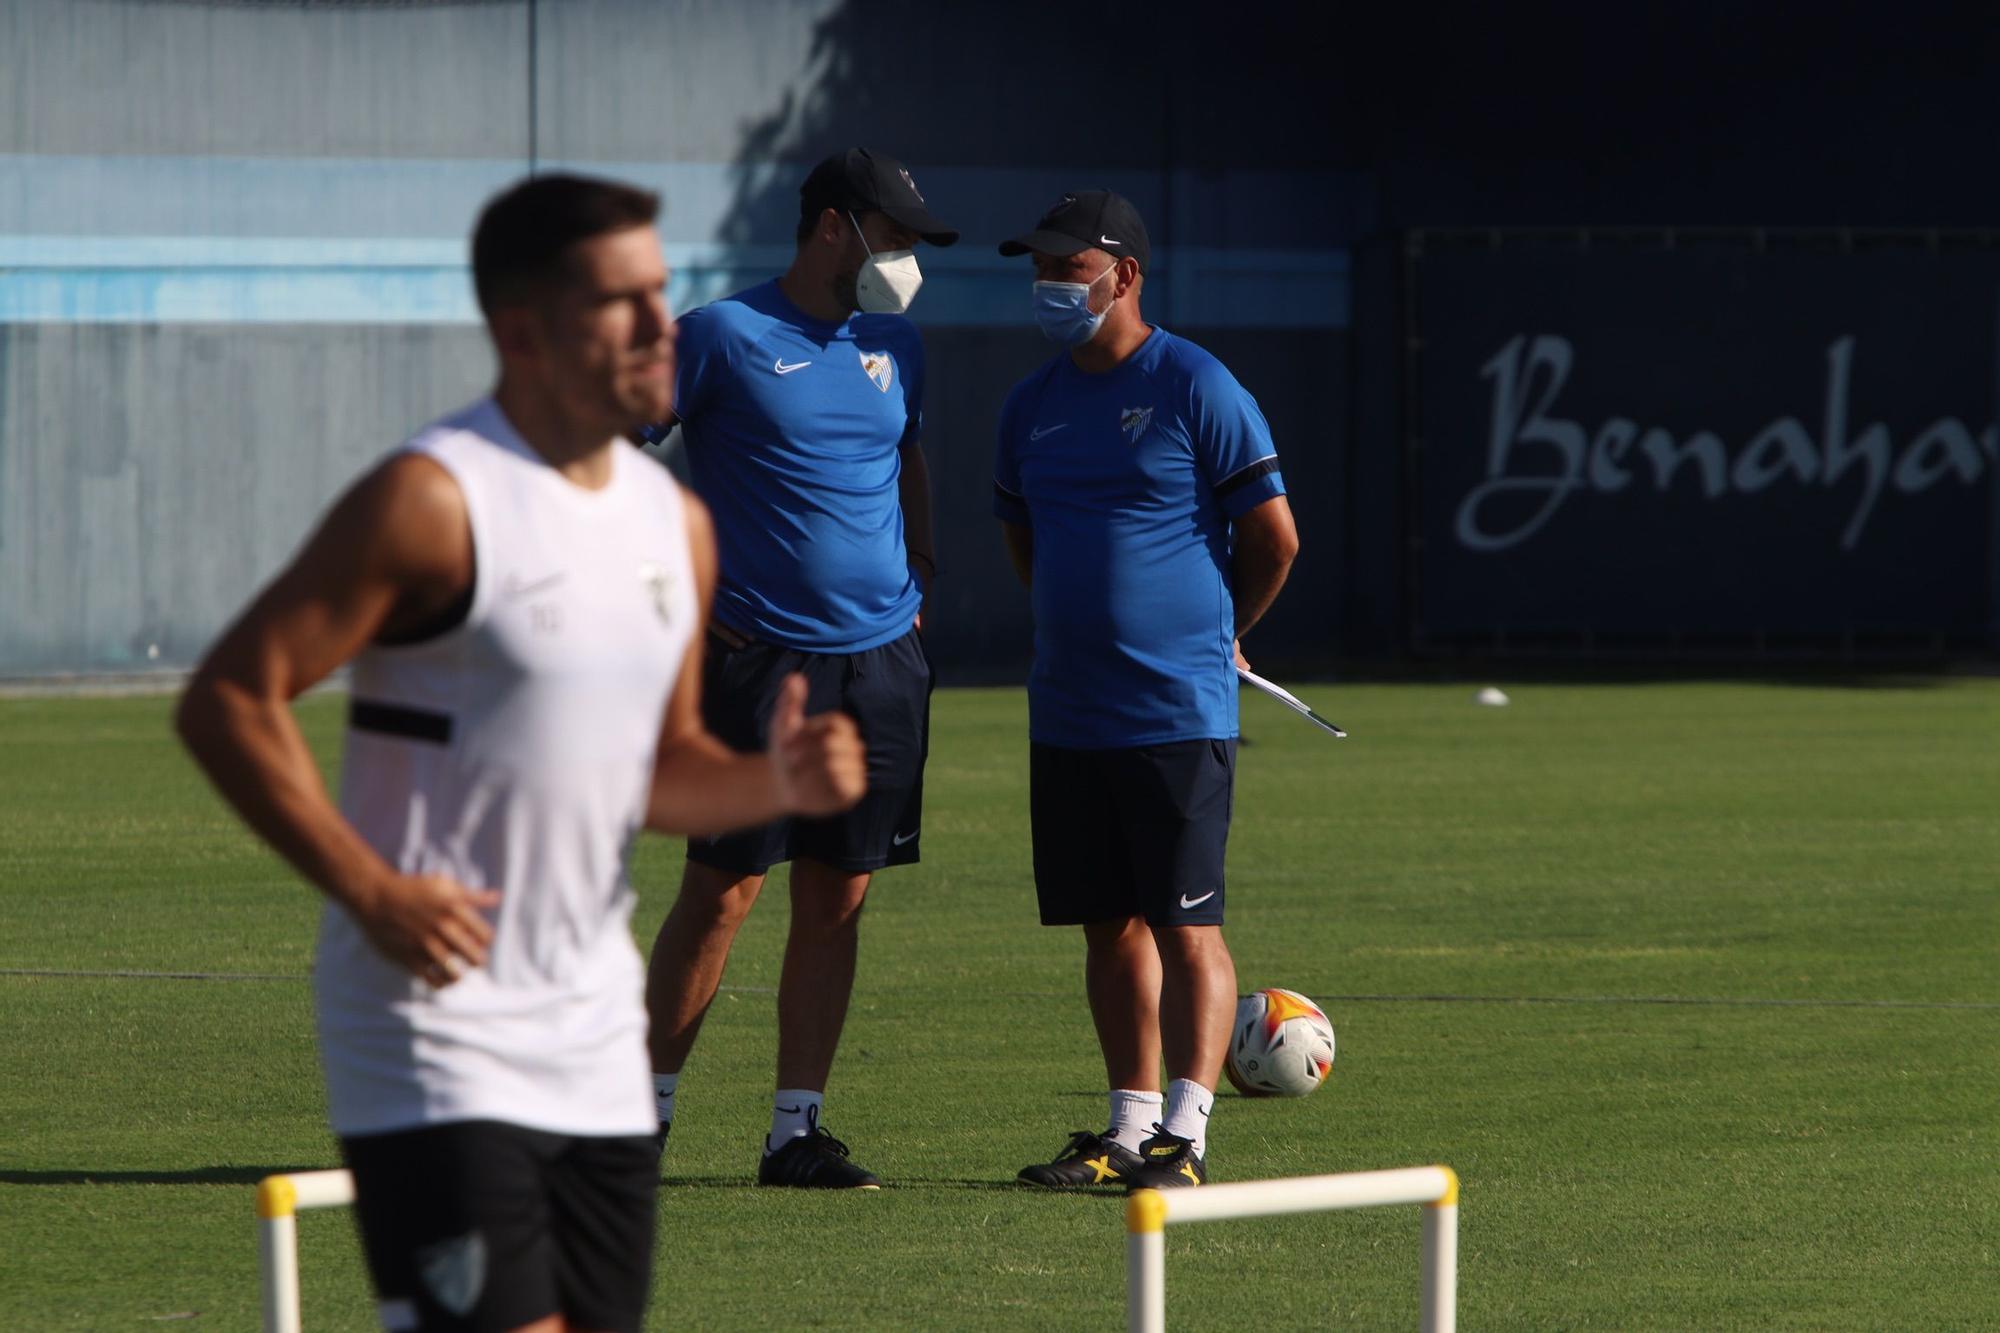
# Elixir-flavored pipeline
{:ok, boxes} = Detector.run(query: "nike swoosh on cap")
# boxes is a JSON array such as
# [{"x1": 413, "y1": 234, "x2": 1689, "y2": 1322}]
[{"x1": 1100, "y1": 235, "x2": 1122, "y2": 244}]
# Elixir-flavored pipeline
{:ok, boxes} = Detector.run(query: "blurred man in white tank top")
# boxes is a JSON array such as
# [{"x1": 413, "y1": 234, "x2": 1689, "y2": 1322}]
[{"x1": 177, "y1": 174, "x2": 865, "y2": 1333}]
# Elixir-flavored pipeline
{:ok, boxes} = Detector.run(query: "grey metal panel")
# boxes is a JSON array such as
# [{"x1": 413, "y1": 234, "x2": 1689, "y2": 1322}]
[
  {"x1": 534, "y1": 0, "x2": 839, "y2": 165},
  {"x1": 0, "y1": 0, "x2": 530, "y2": 158},
  {"x1": 0, "y1": 322, "x2": 494, "y2": 673},
  {"x1": 0, "y1": 320, "x2": 1341, "y2": 679},
  {"x1": 1, "y1": 0, "x2": 1346, "y2": 169},
  {"x1": 532, "y1": 0, "x2": 1162, "y2": 170},
  {"x1": 0, "y1": 156, "x2": 527, "y2": 239}
]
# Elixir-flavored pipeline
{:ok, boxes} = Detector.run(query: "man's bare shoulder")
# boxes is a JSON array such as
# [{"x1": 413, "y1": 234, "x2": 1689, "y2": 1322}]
[{"x1": 320, "y1": 451, "x2": 470, "y2": 587}]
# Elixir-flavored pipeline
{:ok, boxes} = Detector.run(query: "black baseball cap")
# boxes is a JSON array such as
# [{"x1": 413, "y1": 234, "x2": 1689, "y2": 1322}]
[
  {"x1": 799, "y1": 148, "x2": 959, "y2": 246},
  {"x1": 999, "y1": 190, "x2": 1150, "y2": 275}
]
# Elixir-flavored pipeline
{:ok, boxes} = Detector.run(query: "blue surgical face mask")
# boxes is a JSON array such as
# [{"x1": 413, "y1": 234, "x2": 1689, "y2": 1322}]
[{"x1": 1032, "y1": 262, "x2": 1118, "y2": 346}]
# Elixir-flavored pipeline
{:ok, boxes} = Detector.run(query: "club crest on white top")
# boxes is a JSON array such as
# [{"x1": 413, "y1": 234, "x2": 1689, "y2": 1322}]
[{"x1": 638, "y1": 561, "x2": 675, "y2": 624}]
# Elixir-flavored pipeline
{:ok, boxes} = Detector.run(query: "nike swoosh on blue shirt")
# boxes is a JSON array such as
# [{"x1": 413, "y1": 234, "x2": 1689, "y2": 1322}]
[
  {"x1": 774, "y1": 358, "x2": 812, "y2": 374},
  {"x1": 1029, "y1": 424, "x2": 1069, "y2": 440}
]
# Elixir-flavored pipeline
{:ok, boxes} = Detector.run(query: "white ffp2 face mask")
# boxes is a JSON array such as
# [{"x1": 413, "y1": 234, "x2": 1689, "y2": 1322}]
[{"x1": 850, "y1": 213, "x2": 924, "y2": 314}]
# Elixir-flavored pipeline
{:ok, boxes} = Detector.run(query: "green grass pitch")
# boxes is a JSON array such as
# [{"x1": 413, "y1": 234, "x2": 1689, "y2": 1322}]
[{"x1": 2, "y1": 680, "x2": 1997, "y2": 1329}]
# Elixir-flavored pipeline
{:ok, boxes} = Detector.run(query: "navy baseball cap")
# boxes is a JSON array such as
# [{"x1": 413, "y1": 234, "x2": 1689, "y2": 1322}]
[
  {"x1": 999, "y1": 190, "x2": 1150, "y2": 275},
  {"x1": 800, "y1": 148, "x2": 959, "y2": 246}
]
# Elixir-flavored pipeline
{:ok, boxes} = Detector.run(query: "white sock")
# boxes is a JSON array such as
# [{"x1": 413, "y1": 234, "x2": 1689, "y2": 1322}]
[
  {"x1": 652, "y1": 1072, "x2": 678, "y2": 1128},
  {"x1": 765, "y1": 1089, "x2": 823, "y2": 1154},
  {"x1": 1162, "y1": 1078, "x2": 1214, "y2": 1158},
  {"x1": 1107, "y1": 1089, "x2": 1164, "y2": 1153}
]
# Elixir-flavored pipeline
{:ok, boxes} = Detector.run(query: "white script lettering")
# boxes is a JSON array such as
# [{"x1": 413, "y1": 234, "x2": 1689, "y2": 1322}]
[{"x1": 1454, "y1": 335, "x2": 1997, "y2": 552}]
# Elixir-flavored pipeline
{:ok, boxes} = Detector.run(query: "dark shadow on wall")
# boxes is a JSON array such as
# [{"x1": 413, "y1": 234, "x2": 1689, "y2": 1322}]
[
  {"x1": 708, "y1": 1, "x2": 1062, "y2": 684},
  {"x1": 704, "y1": 1, "x2": 1357, "y2": 681}
]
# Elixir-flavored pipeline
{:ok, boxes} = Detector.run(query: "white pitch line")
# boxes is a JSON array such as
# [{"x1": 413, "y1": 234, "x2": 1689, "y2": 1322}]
[
  {"x1": 1308, "y1": 991, "x2": 2000, "y2": 1011},
  {"x1": 1, "y1": 969, "x2": 1990, "y2": 1010},
  {"x1": 0, "y1": 967, "x2": 778, "y2": 994},
  {"x1": 0, "y1": 967, "x2": 305, "y2": 982},
  {"x1": 971, "y1": 987, "x2": 2000, "y2": 1011}
]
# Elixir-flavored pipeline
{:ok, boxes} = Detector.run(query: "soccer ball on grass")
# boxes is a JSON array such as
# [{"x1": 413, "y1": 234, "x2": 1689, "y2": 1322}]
[{"x1": 1223, "y1": 987, "x2": 1336, "y2": 1097}]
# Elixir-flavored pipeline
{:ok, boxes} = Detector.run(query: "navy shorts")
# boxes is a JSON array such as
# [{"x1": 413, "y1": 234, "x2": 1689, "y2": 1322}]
[
  {"x1": 687, "y1": 623, "x2": 932, "y2": 876},
  {"x1": 1029, "y1": 738, "x2": 1236, "y2": 927},
  {"x1": 339, "y1": 1120, "x2": 657, "y2": 1333}
]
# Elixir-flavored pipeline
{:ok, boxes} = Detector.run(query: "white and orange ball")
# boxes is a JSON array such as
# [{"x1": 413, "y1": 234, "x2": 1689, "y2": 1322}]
[{"x1": 1224, "y1": 987, "x2": 1336, "y2": 1097}]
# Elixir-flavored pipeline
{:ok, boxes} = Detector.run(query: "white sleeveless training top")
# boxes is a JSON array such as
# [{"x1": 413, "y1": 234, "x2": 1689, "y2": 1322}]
[{"x1": 316, "y1": 398, "x2": 697, "y2": 1138}]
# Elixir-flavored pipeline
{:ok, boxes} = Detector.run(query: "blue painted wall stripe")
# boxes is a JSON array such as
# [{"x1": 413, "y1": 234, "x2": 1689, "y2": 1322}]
[
  {"x1": 0, "y1": 154, "x2": 1355, "y2": 327},
  {"x1": 0, "y1": 238, "x2": 1349, "y2": 327}
]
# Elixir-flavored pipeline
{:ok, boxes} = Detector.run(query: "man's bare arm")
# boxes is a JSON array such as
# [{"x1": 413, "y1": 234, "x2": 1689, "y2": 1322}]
[
  {"x1": 1001, "y1": 520, "x2": 1034, "y2": 589},
  {"x1": 1232, "y1": 494, "x2": 1299, "y2": 645},
  {"x1": 898, "y1": 435, "x2": 936, "y2": 624},
  {"x1": 175, "y1": 455, "x2": 500, "y2": 984}
]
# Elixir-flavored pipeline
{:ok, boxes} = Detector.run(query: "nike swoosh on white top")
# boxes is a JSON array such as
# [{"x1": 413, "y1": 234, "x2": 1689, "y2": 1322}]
[
  {"x1": 1178, "y1": 891, "x2": 1217, "y2": 909},
  {"x1": 1029, "y1": 424, "x2": 1069, "y2": 440},
  {"x1": 501, "y1": 571, "x2": 567, "y2": 599},
  {"x1": 891, "y1": 829, "x2": 919, "y2": 846},
  {"x1": 774, "y1": 358, "x2": 812, "y2": 374}
]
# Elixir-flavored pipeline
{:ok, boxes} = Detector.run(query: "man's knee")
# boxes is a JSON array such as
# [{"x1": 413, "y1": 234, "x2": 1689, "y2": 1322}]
[
  {"x1": 1084, "y1": 915, "x2": 1152, "y2": 956},
  {"x1": 788, "y1": 860, "x2": 870, "y2": 929},
  {"x1": 674, "y1": 862, "x2": 765, "y2": 930},
  {"x1": 1151, "y1": 923, "x2": 1229, "y2": 968}
]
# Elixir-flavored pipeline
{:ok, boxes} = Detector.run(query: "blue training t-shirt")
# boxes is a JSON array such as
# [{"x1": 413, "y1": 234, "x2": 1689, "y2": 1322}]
[
  {"x1": 993, "y1": 327, "x2": 1286, "y2": 748},
  {"x1": 671, "y1": 279, "x2": 925, "y2": 652}
]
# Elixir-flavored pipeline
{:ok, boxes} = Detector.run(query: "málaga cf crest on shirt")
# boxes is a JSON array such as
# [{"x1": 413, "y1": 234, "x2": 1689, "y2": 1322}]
[
  {"x1": 1120, "y1": 406, "x2": 1154, "y2": 440},
  {"x1": 638, "y1": 561, "x2": 675, "y2": 625},
  {"x1": 858, "y1": 349, "x2": 894, "y2": 393}
]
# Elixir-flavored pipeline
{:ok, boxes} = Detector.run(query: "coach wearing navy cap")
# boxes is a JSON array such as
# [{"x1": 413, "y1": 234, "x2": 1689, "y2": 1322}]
[
  {"x1": 641, "y1": 148, "x2": 956, "y2": 1190},
  {"x1": 995, "y1": 190, "x2": 1299, "y2": 1194}
]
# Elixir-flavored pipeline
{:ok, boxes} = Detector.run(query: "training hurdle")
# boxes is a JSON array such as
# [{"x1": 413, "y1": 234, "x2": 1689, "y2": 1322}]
[
  {"x1": 1125, "y1": 1165, "x2": 1459, "y2": 1333},
  {"x1": 256, "y1": 1169, "x2": 356, "y2": 1333}
]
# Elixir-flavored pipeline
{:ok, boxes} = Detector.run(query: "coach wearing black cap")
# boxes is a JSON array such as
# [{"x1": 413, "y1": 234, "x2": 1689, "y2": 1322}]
[
  {"x1": 994, "y1": 190, "x2": 1300, "y2": 1194},
  {"x1": 640, "y1": 149, "x2": 956, "y2": 1189}
]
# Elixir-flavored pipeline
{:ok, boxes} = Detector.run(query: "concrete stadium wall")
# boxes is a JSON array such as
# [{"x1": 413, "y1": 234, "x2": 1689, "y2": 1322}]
[
  {"x1": 0, "y1": 322, "x2": 494, "y2": 673},
  {"x1": 0, "y1": 0, "x2": 1357, "y2": 679}
]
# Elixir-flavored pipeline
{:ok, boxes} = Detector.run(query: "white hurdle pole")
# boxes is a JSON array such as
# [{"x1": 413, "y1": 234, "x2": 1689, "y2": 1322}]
[
  {"x1": 1128, "y1": 1190, "x2": 1169, "y2": 1333},
  {"x1": 1126, "y1": 1165, "x2": 1459, "y2": 1333},
  {"x1": 257, "y1": 1169, "x2": 357, "y2": 1333},
  {"x1": 1422, "y1": 1188, "x2": 1458, "y2": 1333}
]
